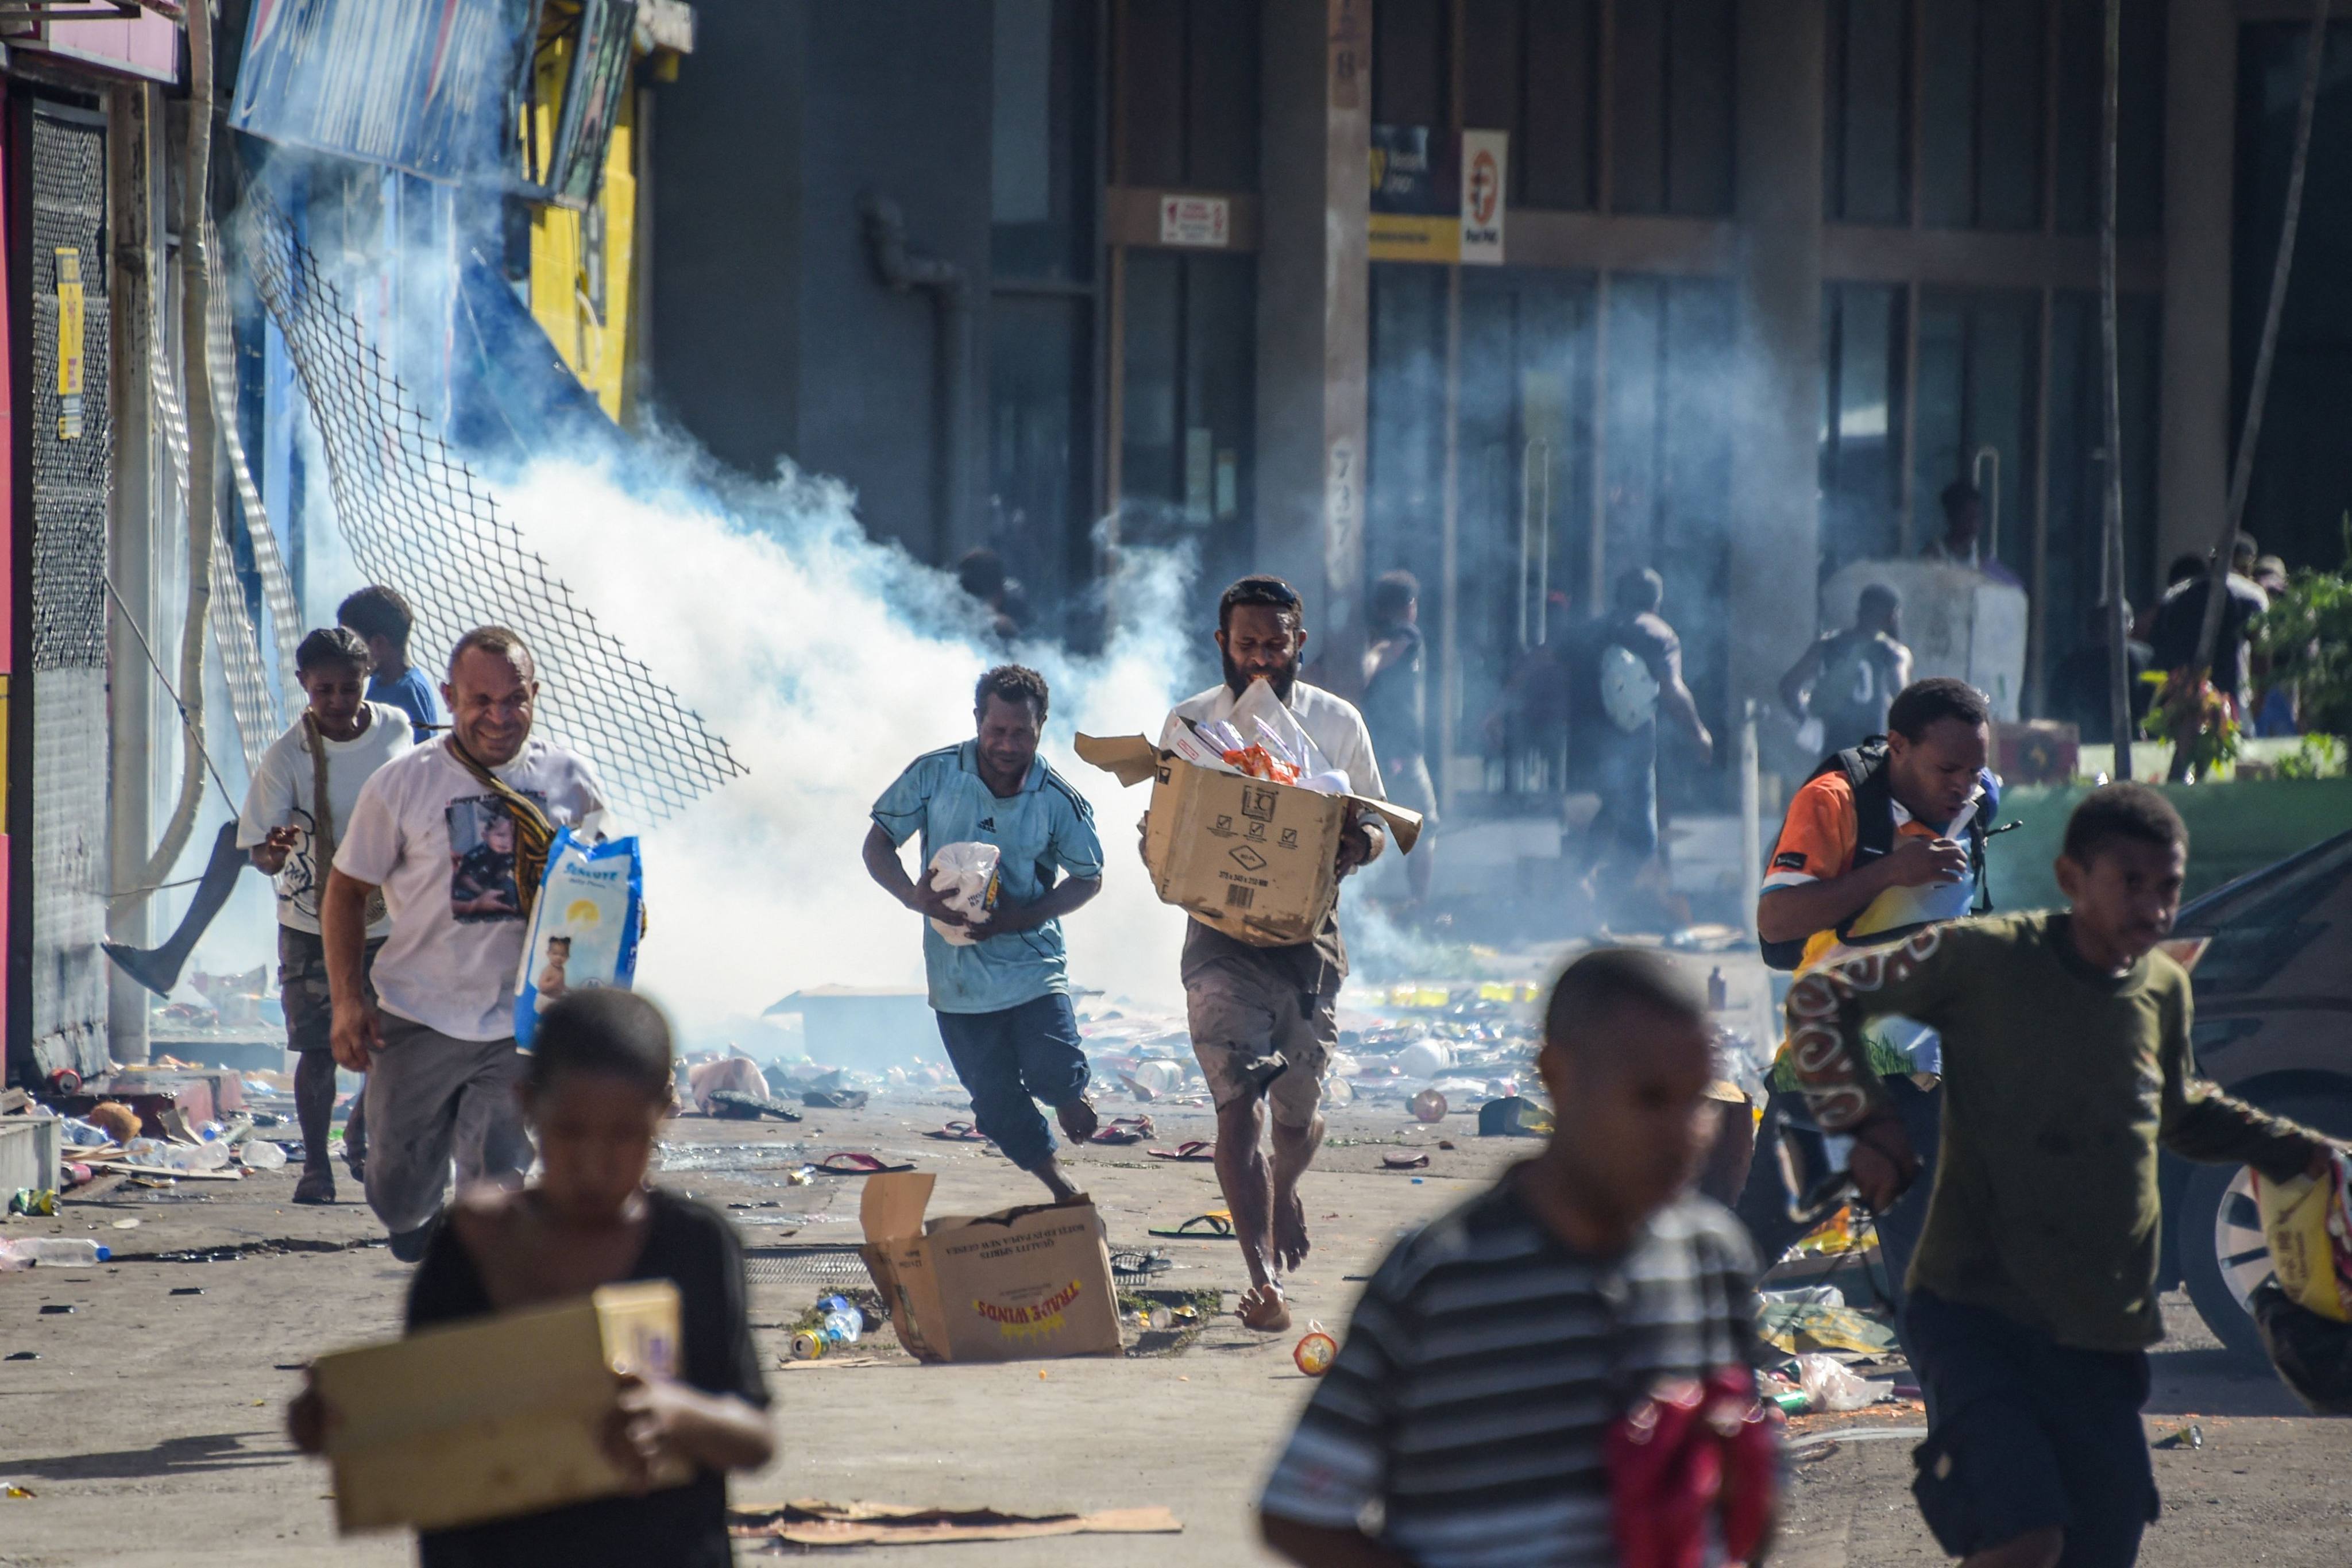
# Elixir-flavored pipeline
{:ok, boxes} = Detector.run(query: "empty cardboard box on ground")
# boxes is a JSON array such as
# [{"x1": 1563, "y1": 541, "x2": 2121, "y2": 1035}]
[
  {"x1": 1075, "y1": 733, "x2": 1421, "y2": 947},
  {"x1": 311, "y1": 1281, "x2": 689, "y2": 1532},
  {"x1": 859, "y1": 1171, "x2": 1122, "y2": 1363}
]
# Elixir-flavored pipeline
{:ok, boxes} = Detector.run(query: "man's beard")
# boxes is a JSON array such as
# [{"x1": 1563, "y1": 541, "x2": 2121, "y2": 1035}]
[{"x1": 1223, "y1": 648, "x2": 1299, "y2": 703}]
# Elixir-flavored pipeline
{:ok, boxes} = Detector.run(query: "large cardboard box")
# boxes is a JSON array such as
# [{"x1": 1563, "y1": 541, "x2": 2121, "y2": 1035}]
[
  {"x1": 858, "y1": 1172, "x2": 1123, "y2": 1363},
  {"x1": 1075, "y1": 733, "x2": 1422, "y2": 947},
  {"x1": 312, "y1": 1281, "x2": 690, "y2": 1533}
]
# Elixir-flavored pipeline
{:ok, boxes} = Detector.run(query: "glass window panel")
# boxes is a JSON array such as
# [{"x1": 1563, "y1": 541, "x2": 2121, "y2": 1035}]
[
  {"x1": 1611, "y1": 0, "x2": 1667, "y2": 213},
  {"x1": 2053, "y1": 0, "x2": 2100, "y2": 235},
  {"x1": 1184, "y1": 254, "x2": 1257, "y2": 578},
  {"x1": 1602, "y1": 275, "x2": 1666, "y2": 572},
  {"x1": 1463, "y1": 0, "x2": 1524, "y2": 152},
  {"x1": 1374, "y1": 0, "x2": 1449, "y2": 128},
  {"x1": 1835, "y1": 0, "x2": 1909, "y2": 223},
  {"x1": 993, "y1": 0, "x2": 1093, "y2": 280},
  {"x1": 1822, "y1": 283, "x2": 1903, "y2": 576},
  {"x1": 994, "y1": 0, "x2": 1055, "y2": 226},
  {"x1": 1920, "y1": 0, "x2": 1978, "y2": 228},
  {"x1": 1965, "y1": 292, "x2": 2037, "y2": 581},
  {"x1": 1659, "y1": 277, "x2": 1735, "y2": 773},
  {"x1": 988, "y1": 295, "x2": 1090, "y2": 627},
  {"x1": 1976, "y1": 0, "x2": 2045, "y2": 231},
  {"x1": 1185, "y1": 0, "x2": 1260, "y2": 189},
  {"x1": 2118, "y1": 293, "x2": 2161, "y2": 603},
  {"x1": 1912, "y1": 293, "x2": 1968, "y2": 530},
  {"x1": 2117, "y1": 1, "x2": 2166, "y2": 237},
  {"x1": 1121, "y1": 250, "x2": 1182, "y2": 515},
  {"x1": 1524, "y1": 0, "x2": 1597, "y2": 209},
  {"x1": 1119, "y1": 0, "x2": 1185, "y2": 186},
  {"x1": 1665, "y1": 0, "x2": 1734, "y2": 217}
]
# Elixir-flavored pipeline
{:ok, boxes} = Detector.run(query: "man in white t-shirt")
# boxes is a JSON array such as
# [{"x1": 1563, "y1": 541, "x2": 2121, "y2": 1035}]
[
  {"x1": 238, "y1": 627, "x2": 412, "y2": 1206},
  {"x1": 1163, "y1": 576, "x2": 1388, "y2": 1333},
  {"x1": 325, "y1": 625, "x2": 609, "y2": 1258}
]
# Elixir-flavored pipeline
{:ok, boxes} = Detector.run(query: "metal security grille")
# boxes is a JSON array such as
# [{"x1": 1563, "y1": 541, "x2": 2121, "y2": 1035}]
[
  {"x1": 29, "y1": 107, "x2": 110, "y2": 673},
  {"x1": 239, "y1": 199, "x2": 744, "y2": 826},
  {"x1": 28, "y1": 103, "x2": 114, "y2": 1084}
]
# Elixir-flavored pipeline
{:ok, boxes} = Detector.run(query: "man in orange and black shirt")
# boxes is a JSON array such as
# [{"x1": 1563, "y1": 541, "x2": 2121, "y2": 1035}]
[{"x1": 1734, "y1": 678, "x2": 1997, "y2": 1300}]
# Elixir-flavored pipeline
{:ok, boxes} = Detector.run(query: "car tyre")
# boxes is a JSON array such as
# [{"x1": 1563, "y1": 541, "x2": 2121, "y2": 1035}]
[{"x1": 2179, "y1": 1092, "x2": 2352, "y2": 1365}]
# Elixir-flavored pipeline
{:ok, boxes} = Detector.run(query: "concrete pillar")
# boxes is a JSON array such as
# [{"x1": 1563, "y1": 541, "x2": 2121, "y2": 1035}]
[
  {"x1": 2158, "y1": 0, "x2": 2233, "y2": 581},
  {"x1": 105, "y1": 85, "x2": 162, "y2": 1066},
  {"x1": 1254, "y1": 0, "x2": 1371, "y2": 647},
  {"x1": 1727, "y1": 0, "x2": 1826, "y2": 714}
]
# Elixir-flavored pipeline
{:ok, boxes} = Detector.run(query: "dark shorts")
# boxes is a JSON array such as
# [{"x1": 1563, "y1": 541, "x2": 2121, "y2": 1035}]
[
  {"x1": 933, "y1": 992, "x2": 1090, "y2": 1172},
  {"x1": 1904, "y1": 1291, "x2": 2158, "y2": 1566},
  {"x1": 276, "y1": 926, "x2": 384, "y2": 1052}
]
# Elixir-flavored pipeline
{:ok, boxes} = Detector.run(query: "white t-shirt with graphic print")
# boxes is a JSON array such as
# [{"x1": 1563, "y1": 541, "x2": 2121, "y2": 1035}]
[
  {"x1": 337, "y1": 736, "x2": 609, "y2": 1041},
  {"x1": 236, "y1": 702, "x2": 413, "y2": 937}
]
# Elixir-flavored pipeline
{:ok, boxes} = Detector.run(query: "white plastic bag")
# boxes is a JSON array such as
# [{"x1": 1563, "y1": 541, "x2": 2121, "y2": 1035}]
[
  {"x1": 927, "y1": 841, "x2": 1002, "y2": 946},
  {"x1": 1794, "y1": 1352, "x2": 1894, "y2": 1413},
  {"x1": 1229, "y1": 680, "x2": 1331, "y2": 777}
]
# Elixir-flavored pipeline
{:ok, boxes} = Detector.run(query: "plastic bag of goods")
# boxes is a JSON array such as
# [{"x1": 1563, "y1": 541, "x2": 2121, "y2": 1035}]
[
  {"x1": 2256, "y1": 1148, "x2": 2352, "y2": 1322},
  {"x1": 926, "y1": 841, "x2": 1002, "y2": 947},
  {"x1": 513, "y1": 827, "x2": 646, "y2": 1049},
  {"x1": 1793, "y1": 1352, "x2": 1891, "y2": 1413}
]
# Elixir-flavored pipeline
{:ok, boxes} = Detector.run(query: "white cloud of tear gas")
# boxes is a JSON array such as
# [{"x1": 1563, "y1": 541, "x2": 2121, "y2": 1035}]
[{"x1": 491, "y1": 456, "x2": 1198, "y2": 1048}]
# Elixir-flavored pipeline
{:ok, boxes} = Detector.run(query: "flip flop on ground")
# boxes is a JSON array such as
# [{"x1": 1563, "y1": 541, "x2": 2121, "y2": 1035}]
[
  {"x1": 1381, "y1": 1150, "x2": 1431, "y2": 1170},
  {"x1": 1146, "y1": 1140, "x2": 1216, "y2": 1162},
  {"x1": 1147, "y1": 1210, "x2": 1234, "y2": 1239},
  {"x1": 813, "y1": 1152, "x2": 917, "y2": 1176},
  {"x1": 923, "y1": 1121, "x2": 988, "y2": 1142}
]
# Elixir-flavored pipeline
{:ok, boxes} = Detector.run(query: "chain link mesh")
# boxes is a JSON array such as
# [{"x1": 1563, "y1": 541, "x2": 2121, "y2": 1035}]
[
  {"x1": 237, "y1": 197, "x2": 744, "y2": 825},
  {"x1": 29, "y1": 110, "x2": 111, "y2": 674}
]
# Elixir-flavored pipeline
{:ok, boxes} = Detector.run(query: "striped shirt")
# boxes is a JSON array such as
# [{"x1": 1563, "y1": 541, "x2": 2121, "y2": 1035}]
[{"x1": 1258, "y1": 1182, "x2": 1760, "y2": 1567}]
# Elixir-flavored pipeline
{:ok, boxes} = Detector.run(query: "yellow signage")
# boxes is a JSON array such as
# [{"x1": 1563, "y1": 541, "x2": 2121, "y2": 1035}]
[
  {"x1": 1368, "y1": 213, "x2": 1460, "y2": 264},
  {"x1": 55, "y1": 248, "x2": 84, "y2": 440}
]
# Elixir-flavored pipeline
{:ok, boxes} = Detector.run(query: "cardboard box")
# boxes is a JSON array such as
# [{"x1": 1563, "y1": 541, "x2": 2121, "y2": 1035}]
[
  {"x1": 1075, "y1": 733, "x2": 1422, "y2": 948},
  {"x1": 858, "y1": 1172, "x2": 1123, "y2": 1363},
  {"x1": 312, "y1": 1281, "x2": 690, "y2": 1533}
]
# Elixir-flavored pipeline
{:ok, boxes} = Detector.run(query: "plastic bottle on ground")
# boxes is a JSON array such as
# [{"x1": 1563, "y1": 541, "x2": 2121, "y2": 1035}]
[
  {"x1": 240, "y1": 1140, "x2": 289, "y2": 1171},
  {"x1": 123, "y1": 1137, "x2": 233, "y2": 1172},
  {"x1": 818, "y1": 1295, "x2": 863, "y2": 1345},
  {"x1": 0, "y1": 1238, "x2": 110, "y2": 1266}
]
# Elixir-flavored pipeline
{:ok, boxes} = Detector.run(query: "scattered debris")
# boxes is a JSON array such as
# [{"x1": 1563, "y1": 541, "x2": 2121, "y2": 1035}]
[{"x1": 729, "y1": 1500, "x2": 1183, "y2": 1547}]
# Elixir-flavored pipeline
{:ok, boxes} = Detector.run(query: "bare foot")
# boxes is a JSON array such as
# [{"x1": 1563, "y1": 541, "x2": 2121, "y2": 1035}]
[
  {"x1": 1056, "y1": 1098, "x2": 1100, "y2": 1144},
  {"x1": 1033, "y1": 1156, "x2": 1086, "y2": 1205},
  {"x1": 1273, "y1": 1187, "x2": 1311, "y2": 1274},
  {"x1": 1237, "y1": 1283, "x2": 1292, "y2": 1333}
]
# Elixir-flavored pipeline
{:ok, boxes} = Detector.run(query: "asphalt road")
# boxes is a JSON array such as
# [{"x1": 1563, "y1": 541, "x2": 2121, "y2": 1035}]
[{"x1": 1, "y1": 1096, "x2": 2343, "y2": 1566}]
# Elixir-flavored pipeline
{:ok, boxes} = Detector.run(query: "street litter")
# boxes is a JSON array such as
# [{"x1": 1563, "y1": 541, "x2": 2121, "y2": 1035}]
[
  {"x1": 1757, "y1": 1285, "x2": 1900, "y2": 1355},
  {"x1": 1793, "y1": 1352, "x2": 1896, "y2": 1413},
  {"x1": 729, "y1": 1499, "x2": 1182, "y2": 1548},
  {"x1": 856, "y1": 1172, "x2": 1121, "y2": 1364},
  {"x1": 0, "y1": 1238, "x2": 110, "y2": 1269},
  {"x1": 308, "y1": 1281, "x2": 686, "y2": 1533},
  {"x1": 1293, "y1": 1322, "x2": 1338, "y2": 1376},
  {"x1": 2152, "y1": 1423, "x2": 2204, "y2": 1451}
]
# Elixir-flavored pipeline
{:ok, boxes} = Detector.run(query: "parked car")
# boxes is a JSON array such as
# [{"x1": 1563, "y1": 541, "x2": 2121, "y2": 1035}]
[{"x1": 2163, "y1": 829, "x2": 2352, "y2": 1362}]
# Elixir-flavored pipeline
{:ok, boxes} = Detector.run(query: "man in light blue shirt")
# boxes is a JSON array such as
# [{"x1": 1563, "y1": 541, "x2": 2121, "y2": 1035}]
[{"x1": 863, "y1": 665, "x2": 1107, "y2": 1201}]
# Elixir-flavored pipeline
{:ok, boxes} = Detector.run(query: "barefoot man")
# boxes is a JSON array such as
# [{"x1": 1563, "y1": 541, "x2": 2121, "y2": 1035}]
[{"x1": 1167, "y1": 576, "x2": 1387, "y2": 1331}]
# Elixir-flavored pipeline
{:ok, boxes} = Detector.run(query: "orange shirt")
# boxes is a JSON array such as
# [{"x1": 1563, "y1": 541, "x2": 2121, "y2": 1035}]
[{"x1": 1763, "y1": 772, "x2": 1968, "y2": 972}]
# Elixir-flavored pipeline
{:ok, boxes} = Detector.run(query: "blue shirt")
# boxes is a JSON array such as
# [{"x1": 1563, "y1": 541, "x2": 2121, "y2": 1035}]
[
  {"x1": 369, "y1": 667, "x2": 442, "y2": 742},
  {"x1": 872, "y1": 742, "x2": 1104, "y2": 1015}
]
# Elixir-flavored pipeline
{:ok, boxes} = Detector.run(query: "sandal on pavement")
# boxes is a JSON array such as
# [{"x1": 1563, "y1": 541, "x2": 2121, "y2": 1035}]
[
  {"x1": 291, "y1": 1171, "x2": 337, "y2": 1206},
  {"x1": 1146, "y1": 1140, "x2": 1217, "y2": 1162},
  {"x1": 1148, "y1": 1209, "x2": 1234, "y2": 1239},
  {"x1": 924, "y1": 1121, "x2": 988, "y2": 1142},
  {"x1": 813, "y1": 1152, "x2": 916, "y2": 1176}
]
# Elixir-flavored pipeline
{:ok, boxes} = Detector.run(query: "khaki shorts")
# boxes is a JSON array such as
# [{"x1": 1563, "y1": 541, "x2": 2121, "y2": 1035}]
[{"x1": 1184, "y1": 951, "x2": 1338, "y2": 1128}]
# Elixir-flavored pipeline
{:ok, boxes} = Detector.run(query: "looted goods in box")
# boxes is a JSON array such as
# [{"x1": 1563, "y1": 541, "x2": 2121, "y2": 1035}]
[
  {"x1": 1075, "y1": 725, "x2": 1419, "y2": 948},
  {"x1": 858, "y1": 1171, "x2": 1122, "y2": 1363},
  {"x1": 310, "y1": 1281, "x2": 689, "y2": 1532}
]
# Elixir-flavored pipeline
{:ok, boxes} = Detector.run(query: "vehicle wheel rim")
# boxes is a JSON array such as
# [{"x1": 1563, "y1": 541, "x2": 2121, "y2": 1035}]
[{"x1": 2212, "y1": 1167, "x2": 2273, "y2": 1314}]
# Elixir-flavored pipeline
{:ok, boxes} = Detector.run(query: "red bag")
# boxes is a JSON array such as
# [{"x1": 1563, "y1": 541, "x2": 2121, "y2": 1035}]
[{"x1": 1606, "y1": 1365, "x2": 1781, "y2": 1568}]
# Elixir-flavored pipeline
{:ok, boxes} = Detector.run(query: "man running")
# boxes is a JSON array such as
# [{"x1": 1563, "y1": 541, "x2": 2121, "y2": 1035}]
[
  {"x1": 1168, "y1": 575, "x2": 1387, "y2": 1331},
  {"x1": 324, "y1": 625, "x2": 610, "y2": 1259},
  {"x1": 864, "y1": 665, "x2": 1106, "y2": 1202},
  {"x1": 1779, "y1": 583, "x2": 1913, "y2": 755},
  {"x1": 1577, "y1": 567, "x2": 1712, "y2": 923}
]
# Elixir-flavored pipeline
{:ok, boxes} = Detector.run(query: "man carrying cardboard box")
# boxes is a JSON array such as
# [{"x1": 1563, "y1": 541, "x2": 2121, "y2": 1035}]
[
  {"x1": 864, "y1": 665, "x2": 1107, "y2": 1203},
  {"x1": 1163, "y1": 576, "x2": 1387, "y2": 1331}
]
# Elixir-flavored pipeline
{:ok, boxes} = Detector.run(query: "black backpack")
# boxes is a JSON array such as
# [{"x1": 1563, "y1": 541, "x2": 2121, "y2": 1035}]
[{"x1": 1758, "y1": 738, "x2": 1995, "y2": 971}]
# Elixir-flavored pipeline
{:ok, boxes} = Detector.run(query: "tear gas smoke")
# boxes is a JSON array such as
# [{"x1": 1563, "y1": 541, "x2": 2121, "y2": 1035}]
[{"x1": 490, "y1": 454, "x2": 1196, "y2": 1046}]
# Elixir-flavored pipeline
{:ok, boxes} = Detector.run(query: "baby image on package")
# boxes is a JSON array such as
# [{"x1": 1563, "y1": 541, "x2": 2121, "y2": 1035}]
[{"x1": 513, "y1": 827, "x2": 645, "y2": 1049}]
